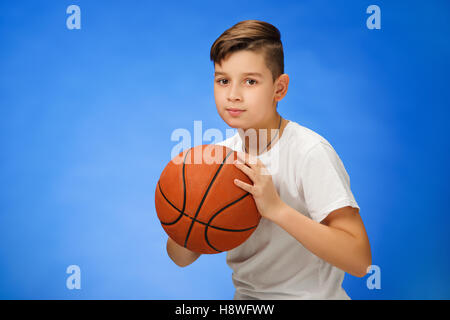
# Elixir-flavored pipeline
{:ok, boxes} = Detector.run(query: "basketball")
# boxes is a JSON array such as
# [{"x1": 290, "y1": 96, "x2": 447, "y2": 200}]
[{"x1": 155, "y1": 144, "x2": 261, "y2": 254}]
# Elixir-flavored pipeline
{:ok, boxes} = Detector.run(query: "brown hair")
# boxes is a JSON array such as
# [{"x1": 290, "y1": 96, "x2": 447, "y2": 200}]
[{"x1": 210, "y1": 20, "x2": 284, "y2": 83}]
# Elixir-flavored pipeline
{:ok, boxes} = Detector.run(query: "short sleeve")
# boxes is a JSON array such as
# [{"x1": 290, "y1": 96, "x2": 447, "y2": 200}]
[{"x1": 298, "y1": 142, "x2": 360, "y2": 223}]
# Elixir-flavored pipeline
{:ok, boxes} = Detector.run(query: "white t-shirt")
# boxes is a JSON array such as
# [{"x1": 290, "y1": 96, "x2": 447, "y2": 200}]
[{"x1": 215, "y1": 119, "x2": 360, "y2": 300}]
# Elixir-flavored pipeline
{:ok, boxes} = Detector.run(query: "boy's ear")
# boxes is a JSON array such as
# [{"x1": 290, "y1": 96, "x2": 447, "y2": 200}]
[{"x1": 274, "y1": 74, "x2": 289, "y2": 102}]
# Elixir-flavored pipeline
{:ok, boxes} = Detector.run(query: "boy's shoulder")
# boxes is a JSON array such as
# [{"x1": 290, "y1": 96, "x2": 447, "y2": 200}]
[{"x1": 284, "y1": 120, "x2": 333, "y2": 154}]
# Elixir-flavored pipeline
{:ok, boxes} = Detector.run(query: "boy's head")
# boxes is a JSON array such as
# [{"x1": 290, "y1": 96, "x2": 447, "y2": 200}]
[{"x1": 210, "y1": 20, "x2": 289, "y2": 130}]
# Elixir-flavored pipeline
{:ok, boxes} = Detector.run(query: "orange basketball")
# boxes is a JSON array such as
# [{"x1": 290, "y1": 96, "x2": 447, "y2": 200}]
[{"x1": 155, "y1": 144, "x2": 261, "y2": 254}]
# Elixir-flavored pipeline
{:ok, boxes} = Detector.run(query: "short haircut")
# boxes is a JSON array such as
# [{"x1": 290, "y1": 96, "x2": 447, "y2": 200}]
[{"x1": 210, "y1": 20, "x2": 284, "y2": 83}]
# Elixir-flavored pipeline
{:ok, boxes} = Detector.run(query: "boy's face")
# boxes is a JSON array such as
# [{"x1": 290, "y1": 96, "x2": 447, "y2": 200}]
[{"x1": 214, "y1": 50, "x2": 280, "y2": 130}]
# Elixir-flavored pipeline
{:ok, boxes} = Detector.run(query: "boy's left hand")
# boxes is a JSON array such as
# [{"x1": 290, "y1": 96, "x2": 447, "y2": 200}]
[{"x1": 232, "y1": 151, "x2": 284, "y2": 221}]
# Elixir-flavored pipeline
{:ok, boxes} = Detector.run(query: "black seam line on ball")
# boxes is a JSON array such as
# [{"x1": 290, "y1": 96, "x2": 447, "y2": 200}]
[
  {"x1": 183, "y1": 149, "x2": 234, "y2": 248},
  {"x1": 204, "y1": 191, "x2": 257, "y2": 253},
  {"x1": 158, "y1": 181, "x2": 257, "y2": 233},
  {"x1": 156, "y1": 149, "x2": 191, "y2": 226},
  {"x1": 158, "y1": 182, "x2": 256, "y2": 232}
]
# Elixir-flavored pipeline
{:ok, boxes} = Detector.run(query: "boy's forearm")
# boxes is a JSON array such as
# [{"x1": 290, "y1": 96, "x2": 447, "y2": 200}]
[
  {"x1": 271, "y1": 202, "x2": 370, "y2": 277},
  {"x1": 166, "y1": 237, "x2": 201, "y2": 267}
]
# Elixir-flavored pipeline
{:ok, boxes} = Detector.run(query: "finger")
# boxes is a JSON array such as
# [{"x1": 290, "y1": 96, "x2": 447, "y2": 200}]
[
  {"x1": 238, "y1": 152, "x2": 263, "y2": 174},
  {"x1": 233, "y1": 160, "x2": 256, "y2": 181},
  {"x1": 233, "y1": 179, "x2": 254, "y2": 194}
]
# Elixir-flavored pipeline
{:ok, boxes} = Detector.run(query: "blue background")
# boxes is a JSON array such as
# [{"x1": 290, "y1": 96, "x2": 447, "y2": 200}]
[{"x1": 0, "y1": 0, "x2": 449, "y2": 299}]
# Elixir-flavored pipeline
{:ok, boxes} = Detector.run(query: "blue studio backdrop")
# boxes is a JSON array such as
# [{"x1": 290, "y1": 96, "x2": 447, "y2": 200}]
[{"x1": 0, "y1": 0, "x2": 449, "y2": 299}]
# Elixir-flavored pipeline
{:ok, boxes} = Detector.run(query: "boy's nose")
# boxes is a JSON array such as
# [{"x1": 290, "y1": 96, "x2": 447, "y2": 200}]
[
  {"x1": 227, "y1": 95, "x2": 242, "y2": 103},
  {"x1": 227, "y1": 86, "x2": 242, "y2": 101}
]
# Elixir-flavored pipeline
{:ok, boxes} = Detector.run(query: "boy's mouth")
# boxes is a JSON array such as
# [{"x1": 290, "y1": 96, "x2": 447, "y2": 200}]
[{"x1": 226, "y1": 108, "x2": 246, "y2": 117}]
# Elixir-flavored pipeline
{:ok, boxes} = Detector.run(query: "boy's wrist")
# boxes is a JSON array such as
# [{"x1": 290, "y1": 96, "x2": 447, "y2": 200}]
[{"x1": 267, "y1": 200, "x2": 289, "y2": 225}]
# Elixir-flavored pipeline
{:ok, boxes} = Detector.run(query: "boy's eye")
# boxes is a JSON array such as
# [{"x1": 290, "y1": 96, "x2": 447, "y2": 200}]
[
  {"x1": 215, "y1": 79, "x2": 257, "y2": 85},
  {"x1": 216, "y1": 79, "x2": 228, "y2": 85}
]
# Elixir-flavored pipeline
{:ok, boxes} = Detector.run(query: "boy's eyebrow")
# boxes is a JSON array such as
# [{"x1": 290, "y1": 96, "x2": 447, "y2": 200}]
[{"x1": 214, "y1": 71, "x2": 263, "y2": 78}]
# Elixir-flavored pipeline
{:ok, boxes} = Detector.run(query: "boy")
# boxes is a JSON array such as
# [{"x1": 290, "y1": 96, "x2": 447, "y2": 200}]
[{"x1": 166, "y1": 20, "x2": 371, "y2": 300}]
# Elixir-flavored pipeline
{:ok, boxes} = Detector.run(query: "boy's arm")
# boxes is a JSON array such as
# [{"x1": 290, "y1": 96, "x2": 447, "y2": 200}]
[
  {"x1": 271, "y1": 204, "x2": 372, "y2": 278},
  {"x1": 166, "y1": 237, "x2": 202, "y2": 267},
  {"x1": 232, "y1": 151, "x2": 371, "y2": 278}
]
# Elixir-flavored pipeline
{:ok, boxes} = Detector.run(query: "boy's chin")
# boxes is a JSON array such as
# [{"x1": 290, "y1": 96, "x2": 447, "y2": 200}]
[
  {"x1": 223, "y1": 117, "x2": 247, "y2": 129},
  {"x1": 219, "y1": 113, "x2": 251, "y2": 130},
  {"x1": 227, "y1": 122, "x2": 240, "y2": 128},
  {"x1": 227, "y1": 121, "x2": 247, "y2": 130}
]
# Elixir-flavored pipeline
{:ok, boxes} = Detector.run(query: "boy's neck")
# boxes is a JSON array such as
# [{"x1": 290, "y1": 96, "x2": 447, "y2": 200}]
[{"x1": 239, "y1": 113, "x2": 286, "y2": 156}]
